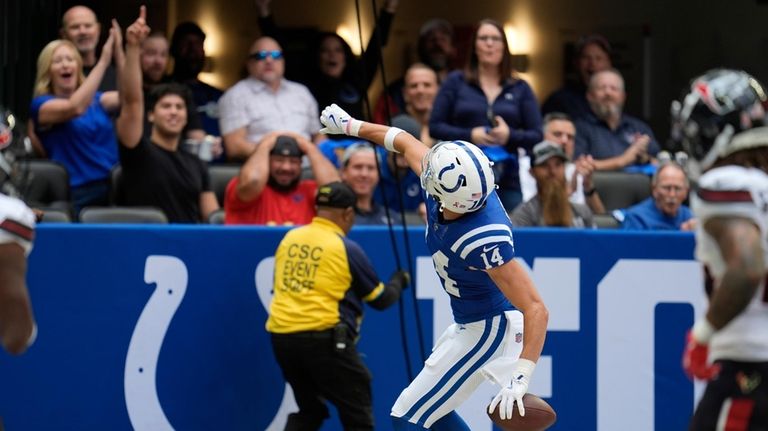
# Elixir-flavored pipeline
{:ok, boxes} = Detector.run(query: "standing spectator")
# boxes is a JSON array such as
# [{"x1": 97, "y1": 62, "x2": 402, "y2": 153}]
[
  {"x1": 320, "y1": 103, "x2": 548, "y2": 430},
  {"x1": 0, "y1": 194, "x2": 37, "y2": 356},
  {"x1": 373, "y1": 18, "x2": 458, "y2": 123},
  {"x1": 575, "y1": 69, "x2": 660, "y2": 171},
  {"x1": 340, "y1": 143, "x2": 402, "y2": 225},
  {"x1": 267, "y1": 180, "x2": 408, "y2": 430},
  {"x1": 60, "y1": 5, "x2": 117, "y2": 91},
  {"x1": 521, "y1": 112, "x2": 605, "y2": 214},
  {"x1": 430, "y1": 19, "x2": 542, "y2": 211},
  {"x1": 116, "y1": 7, "x2": 219, "y2": 223},
  {"x1": 614, "y1": 162, "x2": 694, "y2": 230},
  {"x1": 255, "y1": 0, "x2": 399, "y2": 121},
  {"x1": 541, "y1": 34, "x2": 612, "y2": 120},
  {"x1": 218, "y1": 37, "x2": 320, "y2": 160},
  {"x1": 141, "y1": 31, "x2": 205, "y2": 141},
  {"x1": 224, "y1": 133, "x2": 338, "y2": 225},
  {"x1": 511, "y1": 141, "x2": 595, "y2": 228},
  {"x1": 30, "y1": 31, "x2": 119, "y2": 214},
  {"x1": 169, "y1": 22, "x2": 223, "y2": 138}
]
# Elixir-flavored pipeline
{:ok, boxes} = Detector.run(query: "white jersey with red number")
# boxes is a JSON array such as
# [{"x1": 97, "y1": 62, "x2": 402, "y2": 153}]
[
  {"x1": 0, "y1": 193, "x2": 35, "y2": 255},
  {"x1": 692, "y1": 165, "x2": 768, "y2": 361}
]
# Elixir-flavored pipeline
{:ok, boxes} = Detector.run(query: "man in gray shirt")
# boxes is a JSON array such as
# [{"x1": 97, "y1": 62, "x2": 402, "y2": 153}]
[{"x1": 511, "y1": 141, "x2": 595, "y2": 228}]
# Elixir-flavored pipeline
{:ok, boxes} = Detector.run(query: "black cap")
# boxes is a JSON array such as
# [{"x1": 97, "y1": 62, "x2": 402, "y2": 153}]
[
  {"x1": 391, "y1": 114, "x2": 421, "y2": 138},
  {"x1": 270, "y1": 135, "x2": 303, "y2": 158},
  {"x1": 531, "y1": 141, "x2": 568, "y2": 166},
  {"x1": 315, "y1": 181, "x2": 356, "y2": 209}
]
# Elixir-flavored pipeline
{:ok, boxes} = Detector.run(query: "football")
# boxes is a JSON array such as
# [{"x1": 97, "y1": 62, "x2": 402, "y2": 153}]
[{"x1": 487, "y1": 394, "x2": 556, "y2": 431}]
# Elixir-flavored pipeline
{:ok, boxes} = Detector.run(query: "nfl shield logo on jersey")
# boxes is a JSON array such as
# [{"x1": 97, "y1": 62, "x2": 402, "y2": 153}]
[{"x1": 515, "y1": 332, "x2": 523, "y2": 343}]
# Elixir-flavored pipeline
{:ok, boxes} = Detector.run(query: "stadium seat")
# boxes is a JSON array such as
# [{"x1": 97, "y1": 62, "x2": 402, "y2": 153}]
[
  {"x1": 17, "y1": 160, "x2": 71, "y2": 212},
  {"x1": 110, "y1": 165, "x2": 124, "y2": 205},
  {"x1": 593, "y1": 213, "x2": 619, "y2": 229},
  {"x1": 208, "y1": 164, "x2": 241, "y2": 207},
  {"x1": 208, "y1": 208, "x2": 225, "y2": 224},
  {"x1": 79, "y1": 206, "x2": 168, "y2": 224},
  {"x1": 39, "y1": 208, "x2": 72, "y2": 223},
  {"x1": 592, "y1": 171, "x2": 651, "y2": 211}
]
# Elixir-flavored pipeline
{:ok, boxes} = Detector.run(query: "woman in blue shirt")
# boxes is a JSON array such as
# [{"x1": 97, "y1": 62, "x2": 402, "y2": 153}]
[
  {"x1": 30, "y1": 26, "x2": 120, "y2": 215},
  {"x1": 429, "y1": 19, "x2": 542, "y2": 212}
]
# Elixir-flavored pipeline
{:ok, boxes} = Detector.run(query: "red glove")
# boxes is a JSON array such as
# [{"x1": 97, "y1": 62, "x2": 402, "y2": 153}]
[{"x1": 682, "y1": 330, "x2": 721, "y2": 380}]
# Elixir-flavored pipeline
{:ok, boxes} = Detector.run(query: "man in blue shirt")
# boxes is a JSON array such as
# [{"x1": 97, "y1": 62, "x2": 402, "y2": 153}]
[
  {"x1": 615, "y1": 162, "x2": 695, "y2": 230},
  {"x1": 574, "y1": 69, "x2": 660, "y2": 171},
  {"x1": 319, "y1": 103, "x2": 549, "y2": 430}
]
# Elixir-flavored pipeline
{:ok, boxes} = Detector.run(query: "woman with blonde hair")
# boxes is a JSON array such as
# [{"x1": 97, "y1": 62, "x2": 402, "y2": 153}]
[{"x1": 29, "y1": 21, "x2": 121, "y2": 215}]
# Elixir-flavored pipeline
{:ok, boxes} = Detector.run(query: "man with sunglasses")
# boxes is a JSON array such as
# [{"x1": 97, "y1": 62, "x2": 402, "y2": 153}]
[{"x1": 219, "y1": 37, "x2": 321, "y2": 161}]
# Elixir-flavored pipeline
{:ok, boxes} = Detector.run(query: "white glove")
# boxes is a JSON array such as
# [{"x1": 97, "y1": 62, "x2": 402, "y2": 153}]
[
  {"x1": 319, "y1": 103, "x2": 361, "y2": 136},
  {"x1": 488, "y1": 359, "x2": 535, "y2": 420}
]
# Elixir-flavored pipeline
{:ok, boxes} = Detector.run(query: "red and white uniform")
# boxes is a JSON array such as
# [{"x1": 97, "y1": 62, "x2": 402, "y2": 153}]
[
  {"x1": 692, "y1": 165, "x2": 768, "y2": 362},
  {"x1": 0, "y1": 193, "x2": 35, "y2": 255}
]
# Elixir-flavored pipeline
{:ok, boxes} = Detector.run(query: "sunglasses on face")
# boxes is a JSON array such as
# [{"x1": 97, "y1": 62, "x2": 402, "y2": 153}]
[{"x1": 249, "y1": 50, "x2": 283, "y2": 61}]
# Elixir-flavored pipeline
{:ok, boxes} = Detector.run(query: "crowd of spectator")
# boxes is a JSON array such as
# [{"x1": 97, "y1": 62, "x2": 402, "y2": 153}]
[{"x1": 12, "y1": 4, "x2": 705, "y2": 230}]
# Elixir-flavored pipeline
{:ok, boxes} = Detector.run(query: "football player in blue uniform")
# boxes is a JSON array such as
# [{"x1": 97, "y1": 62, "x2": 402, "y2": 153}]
[{"x1": 320, "y1": 103, "x2": 548, "y2": 430}]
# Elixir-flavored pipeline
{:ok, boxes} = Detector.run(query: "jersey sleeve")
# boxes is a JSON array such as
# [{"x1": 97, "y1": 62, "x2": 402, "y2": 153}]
[
  {"x1": 0, "y1": 194, "x2": 36, "y2": 255},
  {"x1": 343, "y1": 238, "x2": 385, "y2": 302},
  {"x1": 449, "y1": 223, "x2": 516, "y2": 270},
  {"x1": 693, "y1": 166, "x2": 768, "y2": 233}
]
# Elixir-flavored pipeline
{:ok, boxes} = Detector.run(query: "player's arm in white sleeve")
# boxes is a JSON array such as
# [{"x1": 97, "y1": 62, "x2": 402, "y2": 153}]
[{"x1": 319, "y1": 103, "x2": 428, "y2": 176}]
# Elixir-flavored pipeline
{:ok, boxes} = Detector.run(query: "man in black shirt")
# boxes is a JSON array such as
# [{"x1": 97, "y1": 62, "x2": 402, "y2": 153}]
[{"x1": 115, "y1": 7, "x2": 219, "y2": 223}]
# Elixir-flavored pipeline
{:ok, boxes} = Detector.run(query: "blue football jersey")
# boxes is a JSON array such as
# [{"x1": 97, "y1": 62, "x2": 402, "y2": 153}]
[{"x1": 424, "y1": 188, "x2": 515, "y2": 323}]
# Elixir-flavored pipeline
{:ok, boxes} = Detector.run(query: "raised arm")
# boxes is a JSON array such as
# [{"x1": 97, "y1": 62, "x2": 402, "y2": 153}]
[
  {"x1": 116, "y1": 6, "x2": 150, "y2": 148},
  {"x1": 236, "y1": 132, "x2": 280, "y2": 201},
  {"x1": 37, "y1": 30, "x2": 116, "y2": 126},
  {"x1": 293, "y1": 134, "x2": 340, "y2": 185},
  {"x1": 320, "y1": 103, "x2": 428, "y2": 175}
]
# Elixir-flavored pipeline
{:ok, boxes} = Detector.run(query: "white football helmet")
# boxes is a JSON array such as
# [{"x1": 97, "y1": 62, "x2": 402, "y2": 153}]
[{"x1": 420, "y1": 140, "x2": 495, "y2": 213}]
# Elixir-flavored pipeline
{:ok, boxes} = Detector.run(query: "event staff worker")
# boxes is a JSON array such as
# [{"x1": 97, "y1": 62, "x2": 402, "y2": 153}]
[{"x1": 266, "y1": 181, "x2": 409, "y2": 431}]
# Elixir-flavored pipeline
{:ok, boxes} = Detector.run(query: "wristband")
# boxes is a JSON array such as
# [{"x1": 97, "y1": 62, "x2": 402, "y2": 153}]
[
  {"x1": 584, "y1": 187, "x2": 597, "y2": 197},
  {"x1": 346, "y1": 119, "x2": 363, "y2": 137},
  {"x1": 384, "y1": 127, "x2": 404, "y2": 153},
  {"x1": 512, "y1": 358, "x2": 536, "y2": 382},
  {"x1": 692, "y1": 318, "x2": 716, "y2": 344}
]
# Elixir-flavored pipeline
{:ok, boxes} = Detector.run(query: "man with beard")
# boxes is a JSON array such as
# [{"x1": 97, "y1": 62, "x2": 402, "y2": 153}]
[
  {"x1": 511, "y1": 141, "x2": 595, "y2": 228},
  {"x1": 60, "y1": 5, "x2": 117, "y2": 91},
  {"x1": 224, "y1": 133, "x2": 339, "y2": 225},
  {"x1": 141, "y1": 31, "x2": 204, "y2": 141},
  {"x1": 574, "y1": 69, "x2": 661, "y2": 171},
  {"x1": 541, "y1": 34, "x2": 613, "y2": 120},
  {"x1": 614, "y1": 161, "x2": 695, "y2": 230}
]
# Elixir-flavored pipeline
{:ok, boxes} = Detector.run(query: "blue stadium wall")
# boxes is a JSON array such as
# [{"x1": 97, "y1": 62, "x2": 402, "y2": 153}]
[{"x1": 0, "y1": 226, "x2": 707, "y2": 430}]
